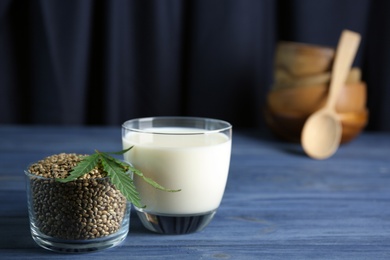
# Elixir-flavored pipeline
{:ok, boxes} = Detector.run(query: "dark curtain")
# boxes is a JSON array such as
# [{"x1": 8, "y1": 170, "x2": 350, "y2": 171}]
[{"x1": 1, "y1": 0, "x2": 389, "y2": 131}]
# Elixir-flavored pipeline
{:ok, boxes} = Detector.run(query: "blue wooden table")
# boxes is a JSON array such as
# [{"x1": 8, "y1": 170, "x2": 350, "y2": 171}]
[{"x1": 0, "y1": 126, "x2": 389, "y2": 259}]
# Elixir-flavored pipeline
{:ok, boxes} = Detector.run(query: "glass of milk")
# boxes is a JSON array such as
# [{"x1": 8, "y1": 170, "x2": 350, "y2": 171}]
[{"x1": 122, "y1": 117, "x2": 232, "y2": 234}]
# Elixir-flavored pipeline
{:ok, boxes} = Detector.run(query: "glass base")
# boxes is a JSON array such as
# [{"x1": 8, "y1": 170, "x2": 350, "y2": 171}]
[
  {"x1": 30, "y1": 215, "x2": 130, "y2": 253},
  {"x1": 136, "y1": 210, "x2": 216, "y2": 234}
]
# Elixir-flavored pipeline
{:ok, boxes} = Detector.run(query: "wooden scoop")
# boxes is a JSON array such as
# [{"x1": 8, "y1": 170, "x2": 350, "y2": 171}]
[{"x1": 301, "y1": 30, "x2": 361, "y2": 159}]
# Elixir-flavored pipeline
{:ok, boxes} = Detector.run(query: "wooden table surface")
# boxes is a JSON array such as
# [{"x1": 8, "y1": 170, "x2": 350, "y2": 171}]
[{"x1": 0, "y1": 126, "x2": 389, "y2": 259}]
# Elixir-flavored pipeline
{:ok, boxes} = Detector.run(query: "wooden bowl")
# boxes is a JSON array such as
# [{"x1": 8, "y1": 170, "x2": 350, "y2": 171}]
[
  {"x1": 267, "y1": 82, "x2": 367, "y2": 116},
  {"x1": 263, "y1": 107, "x2": 368, "y2": 144},
  {"x1": 273, "y1": 67, "x2": 361, "y2": 90},
  {"x1": 274, "y1": 69, "x2": 331, "y2": 89},
  {"x1": 275, "y1": 41, "x2": 335, "y2": 77}
]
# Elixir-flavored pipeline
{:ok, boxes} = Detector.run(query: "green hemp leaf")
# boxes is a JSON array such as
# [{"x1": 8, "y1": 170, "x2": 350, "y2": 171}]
[{"x1": 56, "y1": 147, "x2": 180, "y2": 208}]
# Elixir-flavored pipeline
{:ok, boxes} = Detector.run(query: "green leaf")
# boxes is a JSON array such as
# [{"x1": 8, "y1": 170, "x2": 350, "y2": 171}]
[
  {"x1": 98, "y1": 150, "x2": 130, "y2": 170},
  {"x1": 99, "y1": 153, "x2": 144, "y2": 208},
  {"x1": 56, "y1": 154, "x2": 100, "y2": 183},
  {"x1": 55, "y1": 147, "x2": 181, "y2": 208}
]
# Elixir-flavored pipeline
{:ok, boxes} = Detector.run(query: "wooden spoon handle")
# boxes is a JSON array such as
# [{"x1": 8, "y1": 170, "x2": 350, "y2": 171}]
[{"x1": 326, "y1": 30, "x2": 361, "y2": 110}]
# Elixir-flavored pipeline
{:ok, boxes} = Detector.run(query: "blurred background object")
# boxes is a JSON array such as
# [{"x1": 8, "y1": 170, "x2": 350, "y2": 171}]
[
  {"x1": 265, "y1": 40, "x2": 367, "y2": 144},
  {"x1": 0, "y1": 0, "x2": 389, "y2": 132}
]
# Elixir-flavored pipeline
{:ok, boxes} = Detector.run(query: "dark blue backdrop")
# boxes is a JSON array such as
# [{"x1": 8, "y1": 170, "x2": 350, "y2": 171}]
[{"x1": 1, "y1": 0, "x2": 389, "y2": 131}]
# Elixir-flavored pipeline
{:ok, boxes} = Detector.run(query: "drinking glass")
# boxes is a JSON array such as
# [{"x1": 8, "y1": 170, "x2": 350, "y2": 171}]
[{"x1": 122, "y1": 117, "x2": 232, "y2": 234}]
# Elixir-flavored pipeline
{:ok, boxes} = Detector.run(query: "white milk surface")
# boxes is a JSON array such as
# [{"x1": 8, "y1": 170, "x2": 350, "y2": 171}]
[{"x1": 122, "y1": 127, "x2": 231, "y2": 215}]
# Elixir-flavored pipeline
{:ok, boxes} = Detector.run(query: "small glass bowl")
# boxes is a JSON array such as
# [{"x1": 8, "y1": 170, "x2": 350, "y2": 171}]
[{"x1": 25, "y1": 170, "x2": 131, "y2": 253}]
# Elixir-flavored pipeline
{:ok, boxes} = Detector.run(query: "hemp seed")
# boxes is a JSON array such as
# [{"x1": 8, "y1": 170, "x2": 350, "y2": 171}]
[{"x1": 27, "y1": 153, "x2": 127, "y2": 240}]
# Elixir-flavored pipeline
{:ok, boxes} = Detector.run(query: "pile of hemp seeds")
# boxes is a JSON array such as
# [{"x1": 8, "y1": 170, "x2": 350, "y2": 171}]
[{"x1": 27, "y1": 153, "x2": 127, "y2": 240}]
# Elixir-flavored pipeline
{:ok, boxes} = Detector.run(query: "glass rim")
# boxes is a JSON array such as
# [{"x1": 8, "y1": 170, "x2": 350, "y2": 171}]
[
  {"x1": 122, "y1": 116, "x2": 232, "y2": 135},
  {"x1": 25, "y1": 159, "x2": 132, "y2": 181},
  {"x1": 24, "y1": 169, "x2": 113, "y2": 181}
]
